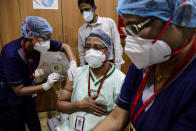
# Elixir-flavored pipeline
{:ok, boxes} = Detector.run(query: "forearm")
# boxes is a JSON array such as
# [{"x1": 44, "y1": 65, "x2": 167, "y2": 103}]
[
  {"x1": 93, "y1": 115, "x2": 122, "y2": 131},
  {"x1": 12, "y1": 84, "x2": 44, "y2": 96},
  {"x1": 61, "y1": 43, "x2": 76, "y2": 62},
  {"x1": 57, "y1": 100, "x2": 82, "y2": 114},
  {"x1": 93, "y1": 106, "x2": 129, "y2": 131}
]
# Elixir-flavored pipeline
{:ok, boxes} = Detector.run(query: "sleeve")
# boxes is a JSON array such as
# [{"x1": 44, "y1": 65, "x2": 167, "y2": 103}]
[
  {"x1": 78, "y1": 29, "x2": 86, "y2": 66},
  {"x1": 3, "y1": 57, "x2": 24, "y2": 87},
  {"x1": 117, "y1": 64, "x2": 142, "y2": 110},
  {"x1": 73, "y1": 66, "x2": 88, "y2": 89},
  {"x1": 48, "y1": 39, "x2": 62, "y2": 51},
  {"x1": 170, "y1": 90, "x2": 196, "y2": 131},
  {"x1": 110, "y1": 19, "x2": 124, "y2": 66}
]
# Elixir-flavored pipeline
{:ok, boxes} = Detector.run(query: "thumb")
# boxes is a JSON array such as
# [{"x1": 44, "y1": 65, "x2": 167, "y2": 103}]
[{"x1": 90, "y1": 94, "x2": 98, "y2": 100}]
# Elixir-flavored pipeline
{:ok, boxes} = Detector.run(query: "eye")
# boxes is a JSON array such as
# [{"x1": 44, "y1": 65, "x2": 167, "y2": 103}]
[
  {"x1": 84, "y1": 45, "x2": 91, "y2": 50},
  {"x1": 94, "y1": 45, "x2": 106, "y2": 50}
]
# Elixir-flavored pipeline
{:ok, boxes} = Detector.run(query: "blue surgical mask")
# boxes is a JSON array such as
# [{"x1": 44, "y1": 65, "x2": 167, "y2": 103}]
[{"x1": 82, "y1": 10, "x2": 94, "y2": 22}]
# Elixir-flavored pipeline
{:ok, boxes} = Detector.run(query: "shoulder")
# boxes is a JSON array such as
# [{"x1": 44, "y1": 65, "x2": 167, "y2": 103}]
[
  {"x1": 74, "y1": 65, "x2": 89, "y2": 81},
  {"x1": 50, "y1": 39, "x2": 62, "y2": 45},
  {"x1": 122, "y1": 64, "x2": 143, "y2": 89},
  {"x1": 109, "y1": 64, "x2": 125, "y2": 82},
  {"x1": 76, "y1": 65, "x2": 88, "y2": 74},
  {"x1": 49, "y1": 40, "x2": 62, "y2": 51},
  {"x1": 178, "y1": 56, "x2": 196, "y2": 87},
  {"x1": 100, "y1": 17, "x2": 116, "y2": 24},
  {"x1": 113, "y1": 68, "x2": 125, "y2": 80},
  {"x1": 1, "y1": 37, "x2": 22, "y2": 58},
  {"x1": 79, "y1": 23, "x2": 87, "y2": 32}
]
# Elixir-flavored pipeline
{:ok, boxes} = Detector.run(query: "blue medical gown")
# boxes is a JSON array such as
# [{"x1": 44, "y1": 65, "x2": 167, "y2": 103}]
[
  {"x1": 117, "y1": 56, "x2": 196, "y2": 131},
  {"x1": 0, "y1": 37, "x2": 62, "y2": 106}
]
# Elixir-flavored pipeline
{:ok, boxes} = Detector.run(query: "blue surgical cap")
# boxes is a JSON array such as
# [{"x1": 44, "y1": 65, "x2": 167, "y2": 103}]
[
  {"x1": 21, "y1": 16, "x2": 53, "y2": 39},
  {"x1": 85, "y1": 29, "x2": 112, "y2": 54},
  {"x1": 117, "y1": 0, "x2": 196, "y2": 28}
]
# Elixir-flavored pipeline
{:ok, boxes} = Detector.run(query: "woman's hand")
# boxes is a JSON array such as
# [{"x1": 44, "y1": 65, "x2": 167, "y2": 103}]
[{"x1": 79, "y1": 95, "x2": 108, "y2": 116}]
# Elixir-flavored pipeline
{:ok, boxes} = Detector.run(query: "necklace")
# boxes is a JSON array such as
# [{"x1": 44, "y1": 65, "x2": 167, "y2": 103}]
[{"x1": 157, "y1": 74, "x2": 169, "y2": 81}]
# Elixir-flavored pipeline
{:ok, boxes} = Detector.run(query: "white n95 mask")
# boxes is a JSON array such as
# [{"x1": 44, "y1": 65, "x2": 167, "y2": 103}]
[
  {"x1": 125, "y1": 35, "x2": 171, "y2": 69},
  {"x1": 82, "y1": 10, "x2": 94, "y2": 22},
  {"x1": 84, "y1": 49, "x2": 106, "y2": 68},
  {"x1": 34, "y1": 40, "x2": 50, "y2": 53}
]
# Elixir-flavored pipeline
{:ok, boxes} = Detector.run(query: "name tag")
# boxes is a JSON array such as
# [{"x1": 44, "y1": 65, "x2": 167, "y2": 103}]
[{"x1": 75, "y1": 116, "x2": 85, "y2": 131}]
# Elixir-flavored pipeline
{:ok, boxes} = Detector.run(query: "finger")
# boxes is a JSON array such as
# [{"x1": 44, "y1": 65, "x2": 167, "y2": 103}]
[
  {"x1": 52, "y1": 72, "x2": 60, "y2": 76},
  {"x1": 60, "y1": 75, "x2": 65, "y2": 78},
  {"x1": 90, "y1": 94, "x2": 98, "y2": 100},
  {"x1": 73, "y1": 69, "x2": 78, "y2": 78},
  {"x1": 67, "y1": 70, "x2": 73, "y2": 81},
  {"x1": 94, "y1": 101, "x2": 107, "y2": 107},
  {"x1": 92, "y1": 107, "x2": 107, "y2": 116},
  {"x1": 92, "y1": 111, "x2": 104, "y2": 116},
  {"x1": 52, "y1": 79, "x2": 59, "y2": 82},
  {"x1": 93, "y1": 104, "x2": 107, "y2": 113}
]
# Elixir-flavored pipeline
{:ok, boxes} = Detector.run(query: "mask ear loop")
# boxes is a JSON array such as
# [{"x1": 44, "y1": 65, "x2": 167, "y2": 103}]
[
  {"x1": 102, "y1": 48, "x2": 109, "y2": 64},
  {"x1": 164, "y1": 33, "x2": 196, "y2": 58},
  {"x1": 152, "y1": 0, "x2": 188, "y2": 45},
  {"x1": 25, "y1": 18, "x2": 41, "y2": 45},
  {"x1": 152, "y1": 16, "x2": 173, "y2": 44},
  {"x1": 24, "y1": 17, "x2": 39, "y2": 78}
]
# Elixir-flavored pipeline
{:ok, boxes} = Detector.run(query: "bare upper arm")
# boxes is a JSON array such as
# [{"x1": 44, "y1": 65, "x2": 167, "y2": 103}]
[
  {"x1": 93, "y1": 106, "x2": 129, "y2": 131},
  {"x1": 110, "y1": 106, "x2": 129, "y2": 127},
  {"x1": 59, "y1": 43, "x2": 69, "y2": 52},
  {"x1": 58, "y1": 78, "x2": 74, "y2": 101}
]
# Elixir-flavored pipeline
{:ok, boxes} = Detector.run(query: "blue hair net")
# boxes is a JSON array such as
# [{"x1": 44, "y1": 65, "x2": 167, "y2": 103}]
[
  {"x1": 85, "y1": 29, "x2": 112, "y2": 54},
  {"x1": 117, "y1": 0, "x2": 196, "y2": 28},
  {"x1": 21, "y1": 16, "x2": 53, "y2": 39}
]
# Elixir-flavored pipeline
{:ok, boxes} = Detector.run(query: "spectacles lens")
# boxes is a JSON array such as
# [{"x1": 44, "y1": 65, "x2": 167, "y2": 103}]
[{"x1": 125, "y1": 25, "x2": 138, "y2": 36}]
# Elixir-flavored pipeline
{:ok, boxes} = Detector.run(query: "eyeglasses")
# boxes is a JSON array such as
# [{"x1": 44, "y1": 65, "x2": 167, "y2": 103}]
[
  {"x1": 125, "y1": 17, "x2": 154, "y2": 36},
  {"x1": 39, "y1": 35, "x2": 52, "y2": 40},
  {"x1": 84, "y1": 44, "x2": 106, "y2": 51}
]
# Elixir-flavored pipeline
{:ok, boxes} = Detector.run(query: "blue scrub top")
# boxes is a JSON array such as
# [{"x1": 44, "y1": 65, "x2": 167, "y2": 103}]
[
  {"x1": 117, "y1": 56, "x2": 196, "y2": 131},
  {"x1": 0, "y1": 37, "x2": 62, "y2": 106}
]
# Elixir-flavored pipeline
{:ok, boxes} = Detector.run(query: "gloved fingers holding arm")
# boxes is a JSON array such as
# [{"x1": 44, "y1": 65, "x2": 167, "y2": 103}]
[
  {"x1": 67, "y1": 60, "x2": 77, "y2": 81},
  {"x1": 42, "y1": 72, "x2": 61, "y2": 91}
]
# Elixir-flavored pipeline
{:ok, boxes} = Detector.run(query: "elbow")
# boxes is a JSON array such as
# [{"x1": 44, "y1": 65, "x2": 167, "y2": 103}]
[
  {"x1": 62, "y1": 43, "x2": 70, "y2": 50},
  {"x1": 15, "y1": 91, "x2": 24, "y2": 96},
  {"x1": 56, "y1": 100, "x2": 63, "y2": 112},
  {"x1": 56, "y1": 100, "x2": 68, "y2": 113},
  {"x1": 12, "y1": 86, "x2": 24, "y2": 96}
]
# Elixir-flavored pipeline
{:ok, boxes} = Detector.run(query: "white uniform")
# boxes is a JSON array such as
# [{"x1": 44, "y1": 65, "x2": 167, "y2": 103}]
[{"x1": 56, "y1": 63, "x2": 125, "y2": 131}]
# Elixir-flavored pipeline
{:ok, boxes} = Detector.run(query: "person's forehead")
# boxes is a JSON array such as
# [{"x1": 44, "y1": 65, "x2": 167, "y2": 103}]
[
  {"x1": 79, "y1": 3, "x2": 92, "y2": 9},
  {"x1": 86, "y1": 37, "x2": 105, "y2": 46}
]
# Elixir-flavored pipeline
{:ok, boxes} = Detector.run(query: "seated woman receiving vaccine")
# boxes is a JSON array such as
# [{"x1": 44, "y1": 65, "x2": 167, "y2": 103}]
[{"x1": 56, "y1": 29, "x2": 125, "y2": 131}]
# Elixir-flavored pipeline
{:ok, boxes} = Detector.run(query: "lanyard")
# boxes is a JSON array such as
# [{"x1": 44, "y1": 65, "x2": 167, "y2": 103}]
[
  {"x1": 88, "y1": 65, "x2": 111, "y2": 97},
  {"x1": 130, "y1": 33, "x2": 196, "y2": 126},
  {"x1": 22, "y1": 39, "x2": 36, "y2": 78}
]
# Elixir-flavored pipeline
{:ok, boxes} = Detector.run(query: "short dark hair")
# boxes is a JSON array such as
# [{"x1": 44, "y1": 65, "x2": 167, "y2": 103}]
[{"x1": 78, "y1": 0, "x2": 95, "y2": 7}]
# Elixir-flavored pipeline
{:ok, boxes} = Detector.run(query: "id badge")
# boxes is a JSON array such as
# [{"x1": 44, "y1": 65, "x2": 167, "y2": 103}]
[{"x1": 75, "y1": 116, "x2": 85, "y2": 131}]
